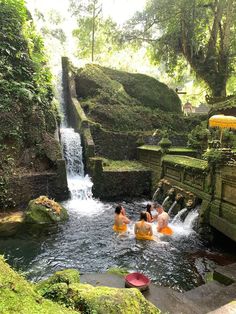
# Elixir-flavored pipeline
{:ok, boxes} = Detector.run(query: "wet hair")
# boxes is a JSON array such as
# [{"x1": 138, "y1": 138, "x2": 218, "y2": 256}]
[
  {"x1": 146, "y1": 204, "x2": 153, "y2": 218},
  {"x1": 140, "y1": 211, "x2": 147, "y2": 221},
  {"x1": 115, "y1": 205, "x2": 122, "y2": 214}
]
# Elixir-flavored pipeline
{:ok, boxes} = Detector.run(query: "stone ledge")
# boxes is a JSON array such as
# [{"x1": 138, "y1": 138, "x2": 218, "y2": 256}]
[{"x1": 213, "y1": 263, "x2": 236, "y2": 285}]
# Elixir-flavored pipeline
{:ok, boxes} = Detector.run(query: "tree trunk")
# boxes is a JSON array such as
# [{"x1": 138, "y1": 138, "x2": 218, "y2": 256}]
[{"x1": 91, "y1": 2, "x2": 95, "y2": 62}]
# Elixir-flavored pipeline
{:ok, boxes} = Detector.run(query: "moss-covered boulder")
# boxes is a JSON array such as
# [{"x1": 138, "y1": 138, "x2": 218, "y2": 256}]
[
  {"x1": 25, "y1": 196, "x2": 68, "y2": 224},
  {"x1": 0, "y1": 256, "x2": 78, "y2": 314},
  {"x1": 75, "y1": 64, "x2": 181, "y2": 113},
  {"x1": 36, "y1": 270, "x2": 160, "y2": 314}
]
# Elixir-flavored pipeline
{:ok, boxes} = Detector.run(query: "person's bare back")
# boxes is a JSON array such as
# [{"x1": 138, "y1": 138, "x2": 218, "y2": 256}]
[{"x1": 157, "y1": 211, "x2": 169, "y2": 231}]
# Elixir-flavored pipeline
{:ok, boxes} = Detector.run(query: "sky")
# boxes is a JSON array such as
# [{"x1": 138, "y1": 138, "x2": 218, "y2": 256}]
[
  {"x1": 102, "y1": 0, "x2": 146, "y2": 24},
  {"x1": 27, "y1": 0, "x2": 147, "y2": 24}
]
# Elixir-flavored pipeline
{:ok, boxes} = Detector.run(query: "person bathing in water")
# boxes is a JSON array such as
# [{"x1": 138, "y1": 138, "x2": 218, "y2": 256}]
[
  {"x1": 134, "y1": 211, "x2": 154, "y2": 240},
  {"x1": 145, "y1": 203, "x2": 154, "y2": 222},
  {"x1": 113, "y1": 205, "x2": 130, "y2": 233},
  {"x1": 155, "y1": 204, "x2": 173, "y2": 236}
]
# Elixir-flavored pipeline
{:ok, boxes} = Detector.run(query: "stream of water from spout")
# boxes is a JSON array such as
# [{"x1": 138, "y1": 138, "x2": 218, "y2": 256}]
[
  {"x1": 168, "y1": 200, "x2": 177, "y2": 216},
  {"x1": 152, "y1": 187, "x2": 160, "y2": 201},
  {"x1": 162, "y1": 196, "x2": 169, "y2": 207},
  {"x1": 172, "y1": 207, "x2": 188, "y2": 224}
]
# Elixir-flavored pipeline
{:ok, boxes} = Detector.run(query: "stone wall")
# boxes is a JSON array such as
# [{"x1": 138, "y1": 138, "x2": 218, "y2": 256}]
[
  {"x1": 8, "y1": 160, "x2": 69, "y2": 209},
  {"x1": 209, "y1": 165, "x2": 236, "y2": 242},
  {"x1": 89, "y1": 158, "x2": 151, "y2": 200},
  {"x1": 137, "y1": 146, "x2": 198, "y2": 195},
  {"x1": 90, "y1": 125, "x2": 139, "y2": 160}
]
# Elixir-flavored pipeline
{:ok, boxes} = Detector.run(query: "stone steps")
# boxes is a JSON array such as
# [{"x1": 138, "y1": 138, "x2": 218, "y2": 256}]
[
  {"x1": 80, "y1": 268, "x2": 236, "y2": 314},
  {"x1": 180, "y1": 281, "x2": 236, "y2": 314}
]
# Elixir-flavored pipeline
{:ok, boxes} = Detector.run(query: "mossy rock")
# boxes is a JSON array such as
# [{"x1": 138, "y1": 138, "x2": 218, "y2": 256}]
[
  {"x1": 42, "y1": 132, "x2": 62, "y2": 162},
  {"x1": 75, "y1": 64, "x2": 181, "y2": 113},
  {"x1": 36, "y1": 269, "x2": 81, "y2": 294},
  {"x1": 0, "y1": 256, "x2": 78, "y2": 314},
  {"x1": 99, "y1": 65, "x2": 181, "y2": 112},
  {"x1": 106, "y1": 267, "x2": 129, "y2": 277},
  {"x1": 37, "y1": 278, "x2": 160, "y2": 314},
  {"x1": 25, "y1": 196, "x2": 68, "y2": 224},
  {"x1": 76, "y1": 64, "x2": 136, "y2": 106}
]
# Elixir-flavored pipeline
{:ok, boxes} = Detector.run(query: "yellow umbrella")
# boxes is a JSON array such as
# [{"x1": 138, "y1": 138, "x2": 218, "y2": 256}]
[{"x1": 209, "y1": 114, "x2": 236, "y2": 144}]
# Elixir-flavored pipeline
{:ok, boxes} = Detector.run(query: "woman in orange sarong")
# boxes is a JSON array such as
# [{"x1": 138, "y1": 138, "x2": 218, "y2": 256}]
[
  {"x1": 113, "y1": 205, "x2": 130, "y2": 233},
  {"x1": 134, "y1": 212, "x2": 154, "y2": 241}
]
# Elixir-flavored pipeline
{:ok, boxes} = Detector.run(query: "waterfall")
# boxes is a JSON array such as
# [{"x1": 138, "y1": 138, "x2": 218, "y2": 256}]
[
  {"x1": 61, "y1": 128, "x2": 84, "y2": 177},
  {"x1": 172, "y1": 207, "x2": 188, "y2": 224},
  {"x1": 60, "y1": 128, "x2": 93, "y2": 201},
  {"x1": 152, "y1": 187, "x2": 160, "y2": 201},
  {"x1": 162, "y1": 196, "x2": 169, "y2": 207}
]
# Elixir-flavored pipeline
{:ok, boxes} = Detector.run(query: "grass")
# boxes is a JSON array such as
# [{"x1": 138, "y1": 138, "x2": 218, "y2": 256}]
[
  {"x1": 102, "y1": 159, "x2": 150, "y2": 171},
  {"x1": 138, "y1": 145, "x2": 196, "y2": 152},
  {"x1": 162, "y1": 155, "x2": 208, "y2": 170}
]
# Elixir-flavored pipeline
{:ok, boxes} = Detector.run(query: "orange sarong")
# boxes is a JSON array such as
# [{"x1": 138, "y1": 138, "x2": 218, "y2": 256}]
[
  {"x1": 113, "y1": 224, "x2": 127, "y2": 233},
  {"x1": 159, "y1": 226, "x2": 173, "y2": 236},
  {"x1": 135, "y1": 232, "x2": 154, "y2": 241}
]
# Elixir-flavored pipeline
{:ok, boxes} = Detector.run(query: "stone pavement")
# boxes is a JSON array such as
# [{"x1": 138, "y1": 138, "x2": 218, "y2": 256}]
[{"x1": 81, "y1": 263, "x2": 236, "y2": 314}]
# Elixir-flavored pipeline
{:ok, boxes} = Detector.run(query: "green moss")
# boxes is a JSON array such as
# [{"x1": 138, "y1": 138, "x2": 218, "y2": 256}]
[
  {"x1": 102, "y1": 159, "x2": 150, "y2": 171},
  {"x1": 75, "y1": 63, "x2": 186, "y2": 134},
  {"x1": 163, "y1": 155, "x2": 208, "y2": 170},
  {"x1": 36, "y1": 269, "x2": 80, "y2": 291},
  {"x1": 99, "y1": 65, "x2": 181, "y2": 112},
  {"x1": 0, "y1": 256, "x2": 78, "y2": 314},
  {"x1": 106, "y1": 268, "x2": 129, "y2": 277},
  {"x1": 138, "y1": 145, "x2": 196, "y2": 153},
  {"x1": 25, "y1": 198, "x2": 68, "y2": 224},
  {"x1": 0, "y1": 0, "x2": 61, "y2": 209},
  {"x1": 37, "y1": 279, "x2": 161, "y2": 314}
]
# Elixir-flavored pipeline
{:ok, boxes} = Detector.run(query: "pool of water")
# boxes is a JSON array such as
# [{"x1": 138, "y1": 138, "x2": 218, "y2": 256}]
[{"x1": 0, "y1": 198, "x2": 235, "y2": 292}]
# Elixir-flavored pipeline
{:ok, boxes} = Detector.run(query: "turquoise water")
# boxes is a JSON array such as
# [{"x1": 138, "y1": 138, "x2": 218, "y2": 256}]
[{"x1": 0, "y1": 200, "x2": 234, "y2": 292}]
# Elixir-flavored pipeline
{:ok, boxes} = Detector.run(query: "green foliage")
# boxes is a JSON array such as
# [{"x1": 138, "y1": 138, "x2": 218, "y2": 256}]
[
  {"x1": 73, "y1": 17, "x2": 119, "y2": 61},
  {"x1": 187, "y1": 122, "x2": 210, "y2": 152},
  {"x1": 0, "y1": 0, "x2": 60, "y2": 209},
  {"x1": 202, "y1": 149, "x2": 225, "y2": 167},
  {"x1": 124, "y1": 0, "x2": 236, "y2": 96}
]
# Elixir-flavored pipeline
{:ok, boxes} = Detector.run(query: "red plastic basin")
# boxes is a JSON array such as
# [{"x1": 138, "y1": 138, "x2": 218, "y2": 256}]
[{"x1": 125, "y1": 272, "x2": 150, "y2": 289}]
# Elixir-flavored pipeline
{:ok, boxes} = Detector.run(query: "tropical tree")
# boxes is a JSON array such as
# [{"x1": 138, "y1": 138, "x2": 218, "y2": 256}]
[
  {"x1": 72, "y1": 16, "x2": 118, "y2": 61},
  {"x1": 70, "y1": 0, "x2": 104, "y2": 61},
  {"x1": 124, "y1": 0, "x2": 236, "y2": 97}
]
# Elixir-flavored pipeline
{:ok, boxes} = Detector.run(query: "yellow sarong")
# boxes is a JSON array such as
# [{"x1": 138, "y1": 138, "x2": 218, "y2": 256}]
[
  {"x1": 113, "y1": 224, "x2": 127, "y2": 233},
  {"x1": 135, "y1": 232, "x2": 154, "y2": 241},
  {"x1": 159, "y1": 226, "x2": 173, "y2": 236}
]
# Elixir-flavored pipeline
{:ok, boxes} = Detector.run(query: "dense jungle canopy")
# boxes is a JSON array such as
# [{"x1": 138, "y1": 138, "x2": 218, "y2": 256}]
[{"x1": 124, "y1": 0, "x2": 236, "y2": 98}]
